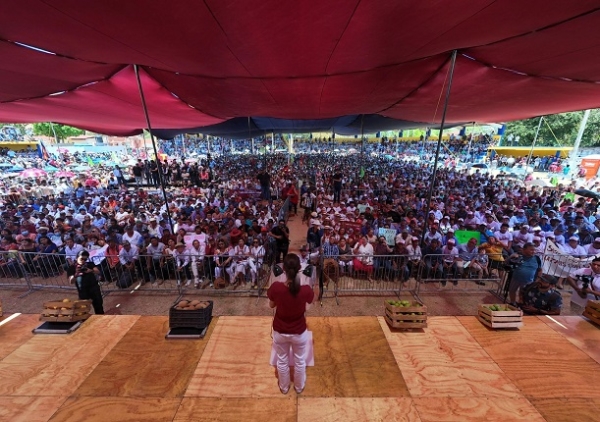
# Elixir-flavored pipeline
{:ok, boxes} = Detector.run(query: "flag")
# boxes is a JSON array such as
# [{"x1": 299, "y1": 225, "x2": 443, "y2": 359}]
[
  {"x1": 359, "y1": 167, "x2": 365, "y2": 178},
  {"x1": 87, "y1": 156, "x2": 94, "y2": 166},
  {"x1": 37, "y1": 141, "x2": 49, "y2": 160}
]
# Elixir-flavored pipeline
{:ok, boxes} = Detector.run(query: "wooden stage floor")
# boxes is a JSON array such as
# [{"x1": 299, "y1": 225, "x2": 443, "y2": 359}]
[{"x1": 1, "y1": 314, "x2": 599, "y2": 422}]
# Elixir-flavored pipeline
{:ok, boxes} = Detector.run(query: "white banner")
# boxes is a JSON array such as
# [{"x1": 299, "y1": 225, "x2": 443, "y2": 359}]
[{"x1": 542, "y1": 239, "x2": 594, "y2": 278}]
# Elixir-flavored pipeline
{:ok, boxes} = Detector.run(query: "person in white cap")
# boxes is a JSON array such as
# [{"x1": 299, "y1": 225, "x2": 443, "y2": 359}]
[
  {"x1": 509, "y1": 209, "x2": 528, "y2": 228},
  {"x1": 441, "y1": 239, "x2": 459, "y2": 282},
  {"x1": 585, "y1": 237, "x2": 600, "y2": 255},
  {"x1": 512, "y1": 225, "x2": 533, "y2": 252},
  {"x1": 563, "y1": 236, "x2": 587, "y2": 256}
]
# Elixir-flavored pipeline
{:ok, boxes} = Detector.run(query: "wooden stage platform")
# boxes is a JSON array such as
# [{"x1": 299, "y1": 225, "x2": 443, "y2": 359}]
[{"x1": 1, "y1": 314, "x2": 599, "y2": 422}]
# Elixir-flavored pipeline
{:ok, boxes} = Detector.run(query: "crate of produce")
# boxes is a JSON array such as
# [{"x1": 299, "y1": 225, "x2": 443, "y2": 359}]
[
  {"x1": 169, "y1": 299, "x2": 213, "y2": 329},
  {"x1": 478, "y1": 304, "x2": 523, "y2": 329},
  {"x1": 40, "y1": 299, "x2": 92, "y2": 322},
  {"x1": 384, "y1": 299, "x2": 427, "y2": 329},
  {"x1": 583, "y1": 300, "x2": 600, "y2": 326}
]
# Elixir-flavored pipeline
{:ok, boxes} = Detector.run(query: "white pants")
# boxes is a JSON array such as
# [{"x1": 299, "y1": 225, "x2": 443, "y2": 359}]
[{"x1": 273, "y1": 329, "x2": 309, "y2": 392}]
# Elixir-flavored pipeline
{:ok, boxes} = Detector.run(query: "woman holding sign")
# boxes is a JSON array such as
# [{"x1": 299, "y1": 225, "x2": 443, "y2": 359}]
[{"x1": 267, "y1": 253, "x2": 317, "y2": 394}]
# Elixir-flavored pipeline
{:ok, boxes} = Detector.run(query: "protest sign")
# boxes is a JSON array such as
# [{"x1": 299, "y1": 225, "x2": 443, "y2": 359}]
[
  {"x1": 378, "y1": 228, "x2": 397, "y2": 246},
  {"x1": 542, "y1": 239, "x2": 594, "y2": 278},
  {"x1": 454, "y1": 230, "x2": 480, "y2": 245}
]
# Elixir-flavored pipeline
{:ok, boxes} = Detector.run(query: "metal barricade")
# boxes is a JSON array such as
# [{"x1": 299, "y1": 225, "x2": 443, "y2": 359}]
[
  {"x1": 416, "y1": 254, "x2": 502, "y2": 297},
  {"x1": 314, "y1": 253, "x2": 418, "y2": 302},
  {"x1": 0, "y1": 251, "x2": 33, "y2": 292},
  {"x1": 278, "y1": 197, "x2": 291, "y2": 222}
]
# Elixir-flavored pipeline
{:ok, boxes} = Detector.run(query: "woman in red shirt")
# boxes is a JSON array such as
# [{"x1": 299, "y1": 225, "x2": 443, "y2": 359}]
[{"x1": 267, "y1": 253, "x2": 316, "y2": 395}]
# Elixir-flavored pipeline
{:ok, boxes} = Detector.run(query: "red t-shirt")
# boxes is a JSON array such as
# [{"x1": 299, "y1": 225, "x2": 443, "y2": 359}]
[{"x1": 267, "y1": 282, "x2": 314, "y2": 335}]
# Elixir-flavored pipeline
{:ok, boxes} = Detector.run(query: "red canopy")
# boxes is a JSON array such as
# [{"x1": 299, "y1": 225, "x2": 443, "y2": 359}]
[{"x1": 0, "y1": 0, "x2": 599, "y2": 135}]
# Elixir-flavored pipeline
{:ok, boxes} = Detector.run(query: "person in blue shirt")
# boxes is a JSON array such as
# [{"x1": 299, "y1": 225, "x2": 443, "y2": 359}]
[{"x1": 507, "y1": 243, "x2": 542, "y2": 305}]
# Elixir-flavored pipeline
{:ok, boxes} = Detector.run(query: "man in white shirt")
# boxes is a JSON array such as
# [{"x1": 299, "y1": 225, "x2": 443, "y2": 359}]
[
  {"x1": 562, "y1": 237, "x2": 587, "y2": 256},
  {"x1": 122, "y1": 226, "x2": 143, "y2": 248},
  {"x1": 118, "y1": 241, "x2": 140, "y2": 284},
  {"x1": 171, "y1": 243, "x2": 192, "y2": 285},
  {"x1": 63, "y1": 237, "x2": 85, "y2": 274},
  {"x1": 512, "y1": 225, "x2": 533, "y2": 251},
  {"x1": 187, "y1": 239, "x2": 206, "y2": 287},
  {"x1": 585, "y1": 238, "x2": 600, "y2": 255},
  {"x1": 146, "y1": 237, "x2": 166, "y2": 284}
]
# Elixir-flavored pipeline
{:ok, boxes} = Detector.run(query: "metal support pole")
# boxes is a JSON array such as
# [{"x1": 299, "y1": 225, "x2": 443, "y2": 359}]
[
  {"x1": 421, "y1": 50, "x2": 458, "y2": 245},
  {"x1": 524, "y1": 116, "x2": 543, "y2": 179},
  {"x1": 570, "y1": 109, "x2": 591, "y2": 169},
  {"x1": 133, "y1": 64, "x2": 175, "y2": 233}
]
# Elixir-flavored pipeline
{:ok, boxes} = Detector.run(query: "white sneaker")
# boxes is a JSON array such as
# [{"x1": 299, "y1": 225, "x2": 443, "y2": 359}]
[{"x1": 185, "y1": 280, "x2": 192, "y2": 286}]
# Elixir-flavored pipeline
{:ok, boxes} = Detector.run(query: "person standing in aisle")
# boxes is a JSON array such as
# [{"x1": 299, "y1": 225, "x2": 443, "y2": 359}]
[{"x1": 268, "y1": 253, "x2": 317, "y2": 395}]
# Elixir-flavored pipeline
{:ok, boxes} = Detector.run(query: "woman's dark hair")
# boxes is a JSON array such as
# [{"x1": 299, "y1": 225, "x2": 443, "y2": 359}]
[{"x1": 283, "y1": 253, "x2": 301, "y2": 297}]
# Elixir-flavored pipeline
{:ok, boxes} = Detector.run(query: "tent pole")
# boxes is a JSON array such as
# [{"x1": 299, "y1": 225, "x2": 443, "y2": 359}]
[
  {"x1": 524, "y1": 116, "x2": 543, "y2": 180},
  {"x1": 133, "y1": 64, "x2": 175, "y2": 233},
  {"x1": 421, "y1": 50, "x2": 457, "y2": 245}
]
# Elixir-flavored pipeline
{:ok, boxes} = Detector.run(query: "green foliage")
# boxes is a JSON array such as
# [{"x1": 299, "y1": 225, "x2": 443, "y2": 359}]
[
  {"x1": 505, "y1": 109, "x2": 600, "y2": 147},
  {"x1": 32, "y1": 122, "x2": 84, "y2": 140}
]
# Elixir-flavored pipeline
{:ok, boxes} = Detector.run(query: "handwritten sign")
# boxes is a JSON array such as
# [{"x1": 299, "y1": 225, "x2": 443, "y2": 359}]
[
  {"x1": 542, "y1": 239, "x2": 594, "y2": 278},
  {"x1": 378, "y1": 228, "x2": 397, "y2": 246}
]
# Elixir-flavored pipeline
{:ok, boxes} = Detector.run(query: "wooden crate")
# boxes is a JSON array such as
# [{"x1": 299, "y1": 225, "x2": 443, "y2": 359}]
[
  {"x1": 40, "y1": 300, "x2": 92, "y2": 322},
  {"x1": 384, "y1": 301, "x2": 427, "y2": 329},
  {"x1": 478, "y1": 304, "x2": 523, "y2": 329},
  {"x1": 583, "y1": 300, "x2": 600, "y2": 326}
]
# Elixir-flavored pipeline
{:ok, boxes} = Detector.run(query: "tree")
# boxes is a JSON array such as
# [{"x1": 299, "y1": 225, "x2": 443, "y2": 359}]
[
  {"x1": 505, "y1": 109, "x2": 600, "y2": 147},
  {"x1": 33, "y1": 122, "x2": 84, "y2": 140}
]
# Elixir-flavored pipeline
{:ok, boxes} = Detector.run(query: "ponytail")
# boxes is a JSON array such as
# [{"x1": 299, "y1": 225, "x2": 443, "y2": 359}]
[{"x1": 283, "y1": 253, "x2": 301, "y2": 297}]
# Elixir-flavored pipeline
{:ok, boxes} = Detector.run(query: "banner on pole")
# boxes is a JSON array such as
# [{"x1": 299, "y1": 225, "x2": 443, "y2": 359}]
[{"x1": 542, "y1": 239, "x2": 594, "y2": 278}]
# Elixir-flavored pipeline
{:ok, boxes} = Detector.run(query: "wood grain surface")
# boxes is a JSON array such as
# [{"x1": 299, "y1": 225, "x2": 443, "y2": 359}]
[
  {"x1": 528, "y1": 397, "x2": 600, "y2": 422},
  {"x1": 538, "y1": 315, "x2": 600, "y2": 364},
  {"x1": 457, "y1": 316, "x2": 593, "y2": 362},
  {"x1": 184, "y1": 316, "x2": 281, "y2": 397},
  {"x1": 458, "y1": 315, "x2": 600, "y2": 399},
  {"x1": 0, "y1": 396, "x2": 69, "y2": 422},
  {"x1": 0, "y1": 315, "x2": 139, "y2": 396},
  {"x1": 174, "y1": 397, "x2": 297, "y2": 422},
  {"x1": 413, "y1": 397, "x2": 546, "y2": 422},
  {"x1": 48, "y1": 397, "x2": 182, "y2": 422},
  {"x1": 304, "y1": 316, "x2": 409, "y2": 397},
  {"x1": 378, "y1": 316, "x2": 521, "y2": 397},
  {"x1": 0, "y1": 314, "x2": 40, "y2": 361},
  {"x1": 298, "y1": 397, "x2": 421, "y2": 422},
  {"x1": 74, "y1": 316, "x2": 217, "y2": 398}
]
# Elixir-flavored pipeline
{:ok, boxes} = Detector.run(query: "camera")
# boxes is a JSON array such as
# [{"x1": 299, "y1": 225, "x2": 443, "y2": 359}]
[
  {"x1": 576, "y1": 274, "x2": 593, "y2": 290},
  {"x1": 503, "y1": 256, "x2": 524, "y2": 271}
]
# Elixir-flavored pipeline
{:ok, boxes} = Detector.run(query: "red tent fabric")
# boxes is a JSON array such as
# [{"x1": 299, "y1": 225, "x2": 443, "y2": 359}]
[{"x1": 0, "y1": 0, "x2": 599, "y2": 135}]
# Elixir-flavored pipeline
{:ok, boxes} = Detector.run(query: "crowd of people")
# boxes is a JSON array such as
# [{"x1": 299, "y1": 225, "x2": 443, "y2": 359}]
[{"x1": 1, "y1": 135, "x2": 599, "y2": 317}]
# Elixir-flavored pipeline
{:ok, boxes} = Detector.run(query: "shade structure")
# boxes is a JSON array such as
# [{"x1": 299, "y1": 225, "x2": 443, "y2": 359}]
[{"x1": 0, "y1": 1, "x2": 599, "y2": 136}]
